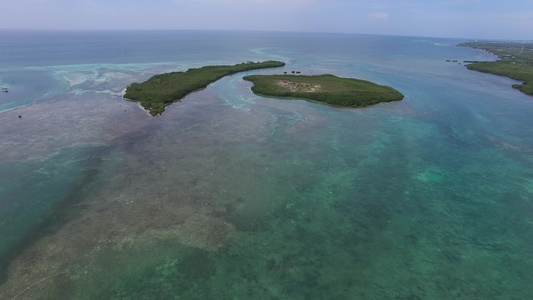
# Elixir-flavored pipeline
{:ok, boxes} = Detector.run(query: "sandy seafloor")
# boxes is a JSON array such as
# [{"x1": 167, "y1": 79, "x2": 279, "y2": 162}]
[{"x1": 0, "y1": 30, "x2": 532, "y2": 299}]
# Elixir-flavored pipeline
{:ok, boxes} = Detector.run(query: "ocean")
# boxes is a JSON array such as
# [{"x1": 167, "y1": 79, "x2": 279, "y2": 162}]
[{"x1": 0, "y1": 30, "x2": 532, "y2": 299}]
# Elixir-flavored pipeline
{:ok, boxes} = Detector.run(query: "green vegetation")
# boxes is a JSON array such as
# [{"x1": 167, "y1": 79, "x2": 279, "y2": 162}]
[
  {"x1": 124, "y1": 61, "x2": 285, "y2": 115},
  {"x1": 464, "y1": 61, "x2": 533, "y2": 95},
  {"x1": 459, "y1": 41, "x2": 533, "y2": 96},
  {"x1": 243, "y1": 74, "x2": 404, "y2": 107}
]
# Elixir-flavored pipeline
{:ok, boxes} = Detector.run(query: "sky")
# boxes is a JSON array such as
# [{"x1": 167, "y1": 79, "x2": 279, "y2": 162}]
[{"x1": 1, "y1": 0, "x2": 532, "y2": 40}]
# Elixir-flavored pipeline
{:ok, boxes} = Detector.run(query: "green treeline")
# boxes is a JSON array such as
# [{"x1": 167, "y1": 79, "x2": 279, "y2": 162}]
[
  {"x1": 243, "y1": 74, "x2": 404, "y2": 107},
  {"x1": 124, "y1": 61, "x2": 285, "y2": 115},
  {"x1": 459, "y1": 41, "x2": 533, "y2": 96},
  {"x1": 465, "y1": 61, "x2": 533, "y2": 96}
]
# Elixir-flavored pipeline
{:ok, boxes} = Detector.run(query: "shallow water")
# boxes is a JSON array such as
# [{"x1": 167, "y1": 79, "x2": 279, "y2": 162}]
[{"x1": 0, "y1": 30, "x2": 532, "y2": 299}]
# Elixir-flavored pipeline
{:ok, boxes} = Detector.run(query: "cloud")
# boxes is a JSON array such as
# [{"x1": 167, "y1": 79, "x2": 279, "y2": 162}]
[
  {"x1": 169, "y1": 0, "x2": 319, "y2": 11},
  {"x1": 368, "y1": 12, "x2": 389, "y2": 20},
  {"x1": 0, "y1": 0, "x2": 531, "y2": 39}
]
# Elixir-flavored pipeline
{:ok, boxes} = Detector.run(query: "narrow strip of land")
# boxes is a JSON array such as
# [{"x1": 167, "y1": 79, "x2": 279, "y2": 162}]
[
  {"x1": 459, "y1": 41, "x2": 533, "y2": 96},
  {"x1": 243, "y1": 74, "x2": 404, "y2": 107},
  {"x1": 124, "y1": 61, "x2": 285, "y2": 115}
]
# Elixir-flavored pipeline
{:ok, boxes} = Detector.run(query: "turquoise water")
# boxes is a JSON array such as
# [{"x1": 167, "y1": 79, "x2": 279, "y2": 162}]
[{"x1": 1, "y1": 31, "x2": 532, "y2": 299}]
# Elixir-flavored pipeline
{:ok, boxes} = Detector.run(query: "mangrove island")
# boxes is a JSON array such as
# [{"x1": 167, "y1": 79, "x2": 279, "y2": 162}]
[
  {"x1": 459, "y1": 41, "x2": 533, "y2": 96},
  {"x1": 124, "y1": 61, "x2": 285, "y2": 115},
  {"x1": 243, "y1": 74, "x2": 404, "y2": 107}
]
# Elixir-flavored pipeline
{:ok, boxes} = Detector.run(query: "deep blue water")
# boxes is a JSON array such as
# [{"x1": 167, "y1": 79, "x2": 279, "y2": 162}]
[{"x1": 1, "y1": 30, "x2": 532, "y2": 299}]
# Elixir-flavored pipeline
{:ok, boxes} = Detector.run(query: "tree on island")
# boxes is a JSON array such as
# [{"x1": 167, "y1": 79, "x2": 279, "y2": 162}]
[{"x1": 124, "y1": 61, "x2": 285, "y2": 116}]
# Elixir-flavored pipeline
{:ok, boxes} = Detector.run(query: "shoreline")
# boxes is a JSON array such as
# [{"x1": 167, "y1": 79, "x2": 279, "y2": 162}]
[{"x1": 122, "y1": 88, "x2": 153, "y2": 116}]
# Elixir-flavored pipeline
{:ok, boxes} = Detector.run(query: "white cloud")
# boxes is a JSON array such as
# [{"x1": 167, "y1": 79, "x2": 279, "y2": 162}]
[
  {"x1": 368, "y1": 12, "x2": 389, "y2": 20},
  {"x1": 169, "y1": 0, "x2": 319, "y2": 11}
]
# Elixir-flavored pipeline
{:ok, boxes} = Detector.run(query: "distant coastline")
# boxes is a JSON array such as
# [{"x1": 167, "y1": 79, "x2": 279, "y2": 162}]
[{"x1": 459, "y1": 41, "x2": 533, "y2": 96}]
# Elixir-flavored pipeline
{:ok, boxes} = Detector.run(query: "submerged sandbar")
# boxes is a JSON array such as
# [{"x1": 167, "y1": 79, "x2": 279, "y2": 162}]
[{"x1": 243, "y1": 74, "x2": 404, "y2": 107}]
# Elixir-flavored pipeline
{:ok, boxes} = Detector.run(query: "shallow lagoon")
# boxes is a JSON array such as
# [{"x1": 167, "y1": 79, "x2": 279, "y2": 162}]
[{"x1": 0, "y1": 31, "x2": 532, "y2": 299}]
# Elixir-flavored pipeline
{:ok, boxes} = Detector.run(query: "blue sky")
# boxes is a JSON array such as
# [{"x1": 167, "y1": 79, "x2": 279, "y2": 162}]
[{"x1": 1, "y1": 0, "x2": 532, "y2": 40}]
